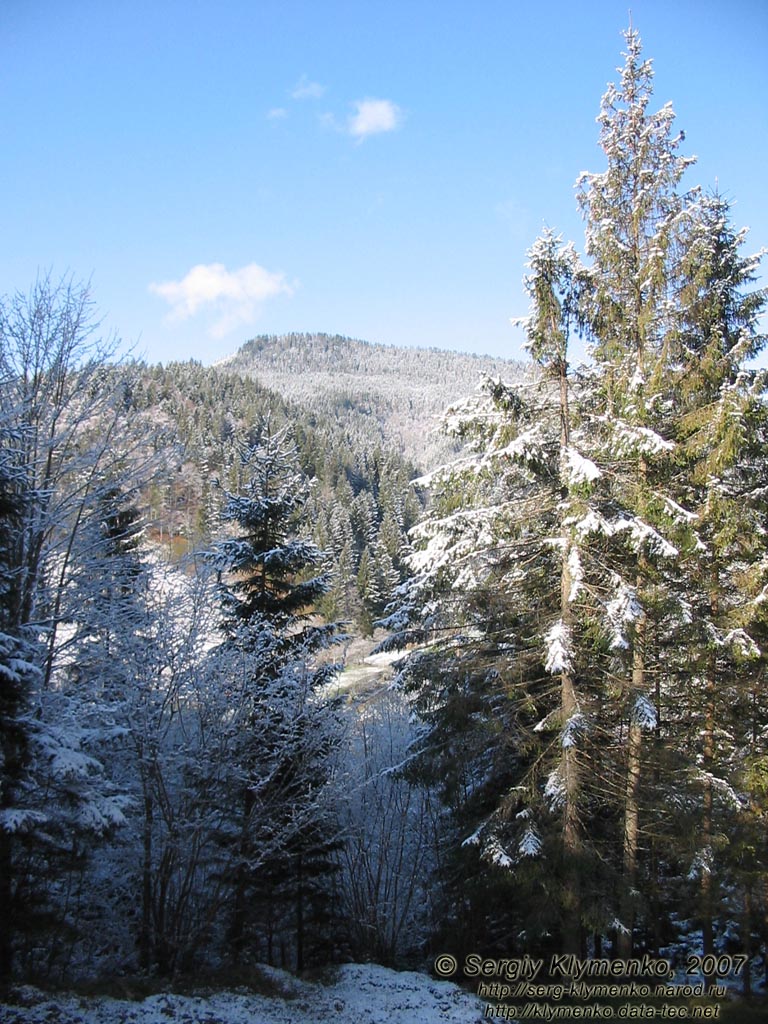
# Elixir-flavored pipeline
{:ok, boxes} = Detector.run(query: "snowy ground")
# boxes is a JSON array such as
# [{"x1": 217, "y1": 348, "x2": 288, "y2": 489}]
[
  {"x1": 325, "y1": 632, "x2": 403, "y2": 699},
  {"x1": 2, "y1": 963, "x2": 485, "y2": 1023},
  {"x1": 328, "y1": 649, "x2": 402, "y2": 697}
]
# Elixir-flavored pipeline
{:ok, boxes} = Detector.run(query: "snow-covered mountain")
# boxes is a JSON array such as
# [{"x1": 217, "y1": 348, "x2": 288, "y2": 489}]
[{"x1": 220, "y1": 332, "x2": 524, "y2": 465}]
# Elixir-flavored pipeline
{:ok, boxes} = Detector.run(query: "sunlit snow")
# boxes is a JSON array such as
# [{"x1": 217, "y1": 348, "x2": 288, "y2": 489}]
[
  {"x1": 564, "y1": 446, "x2": 601, "y2": 486},
  {"x1": 518, "y1": 826, "x2": 542, "y2": 858},
  {"x1": 544, "y1": 619, "x2": 573, "y2": 675}
]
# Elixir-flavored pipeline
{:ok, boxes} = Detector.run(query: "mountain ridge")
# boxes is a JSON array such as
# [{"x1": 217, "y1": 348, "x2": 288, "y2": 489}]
[{"x1": 219, "y1": 331, "x2": 525, "y2": 465}]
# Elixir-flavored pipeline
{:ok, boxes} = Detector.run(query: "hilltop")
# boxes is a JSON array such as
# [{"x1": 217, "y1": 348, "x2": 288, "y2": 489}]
[{"x1": 220, "y1": 332, "x2": 523, "y2": 465}]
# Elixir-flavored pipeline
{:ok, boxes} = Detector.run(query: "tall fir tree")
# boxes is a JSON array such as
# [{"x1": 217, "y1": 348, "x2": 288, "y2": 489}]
[
  {"x1": 576, "y1": 27, "x2": 696, "y2": 955},
  {"x1": 383, "y1": 28, "x2": 768, "y2": 970},
  {"x1": 207, "y1": 422, "x2": 344, "y2": 968},
  {"x1": 665, "y1": 190, "x2": 768, "y2": 965},
  {"x1": 383, "y1": 233, "x2": 631, "y2": 956}
]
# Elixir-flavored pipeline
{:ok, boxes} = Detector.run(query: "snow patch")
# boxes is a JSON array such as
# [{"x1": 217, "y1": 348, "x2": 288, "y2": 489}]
[
  {"x1": 545, "y1": 768, "x2": 566, "y2": 811},
  {"x1": 533, "y1": 709, "x2": 558, "y2": 733},
  {"x1": 0, "y1": 964, "x2": 484, "y2": 1024},
  {"x1": 632, "y1": 694, "x2": 658, "y2": 731},
  {"x1": 604, "y1": 419, "x2": 675, "y2": 458},
  {"x1": 544, "y1": 620, "x2": 573, "y2": 675},
  {"x1": 565, "y1": 447, "x2": 601, "y2": 486},
  {"x1": 606, "y1": 579, "x2": 642, "y2": 650},
  {"x1": 462, "y1": 824, "x2": 484, "y2": 847},
  {"x1": 611, "y1": 516, "x2": 678, "y2": 559},
  {"x1": 567, "y1": 546, "x2": 584, "y2": 602},
  {"x1": 486, "y1": 836, "x2": 514, "y2": 870},
  {"x1": 561, "y1": 711, "x2": 587, "y2": 748},
  {"x1": 688, "y1": 847, "x2": 713, "y2": 881},
  {"x1": 0, "y1": 808, "x2": 49, "y2": 834},
  {"x1": 498, "y1": 423, "x2": 547, "y2": 465},
  {"x1": 518, "y1": 826, "x2": 542, "y2": 858},
  {"x1": 572, "y1": 508, "x2": 614, "y2": 541}
]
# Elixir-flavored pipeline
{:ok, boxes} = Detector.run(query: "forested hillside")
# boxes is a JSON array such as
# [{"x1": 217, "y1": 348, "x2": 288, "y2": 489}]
[
  {"x1": 223, "y1": 331, "x2": 521, "y2": 464},
  {"x1": 120, "y1": 334, "x2": 520, "y2": 632}
]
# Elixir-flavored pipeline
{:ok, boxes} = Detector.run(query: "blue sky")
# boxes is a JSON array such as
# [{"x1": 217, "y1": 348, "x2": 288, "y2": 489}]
[{"x1": 2, "y1": 0, "x2": 766, "y2": 366}]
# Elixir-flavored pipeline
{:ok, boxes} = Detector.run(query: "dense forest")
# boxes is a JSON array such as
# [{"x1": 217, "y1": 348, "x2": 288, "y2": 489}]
[{"x1": 1, "y1": 26, "x2": 767, "y2": 1017}]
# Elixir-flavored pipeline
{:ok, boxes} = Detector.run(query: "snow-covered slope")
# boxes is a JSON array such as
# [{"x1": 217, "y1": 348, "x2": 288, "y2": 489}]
[
  {"x1": 222, "y1": 332, "x2": 524, "y2": 466},
  {"x1": 2, "y1": 964, "x2": 484, "y2": 1023}
]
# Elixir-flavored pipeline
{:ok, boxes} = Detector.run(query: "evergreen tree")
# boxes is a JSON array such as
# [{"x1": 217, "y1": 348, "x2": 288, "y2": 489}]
[
  {"x1": 207, "y1": 423, "x2": 344, "y2": 968},
  {"x1": 665, "y1": 190, "x2": 768, "y2": 964},
  {"x1": 575, "y1": 27, "x2": 696, "y2": 955},
  {"x1": 382, "y1": 233, "x2": 628, "y2": 956}
]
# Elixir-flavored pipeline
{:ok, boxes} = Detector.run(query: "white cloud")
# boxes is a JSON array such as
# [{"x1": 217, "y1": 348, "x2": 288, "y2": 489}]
[
  {"x1": 291, "y1": 74, "x2": 325, "y2": 100},
  {"x1": 347, "y1": 98, "x2": 402, "y2": 140},
  {"x1": 149, "y1": 262, "x2": 294, "y2": 338},
  {"x1": 267, "y1": 107, "x2": 288, "y2": 119}
]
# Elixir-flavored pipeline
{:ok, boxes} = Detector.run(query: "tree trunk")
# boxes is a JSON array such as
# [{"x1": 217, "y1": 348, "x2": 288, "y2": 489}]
[
  {"x1": 558, "y1": 355, "x2": 581, "y2": 956},
  {"x1": 0, "y1": 833, "x2": 13, "y2": 979},
  {"x1": 139, "y1": 788, "x2": 153, "y2": 971},
  {"x1": 701, "y1": 676, "x2": 715, "y2": 961},
  {"x1": 701, "y1": 586, "x2": 718, "y2": 967},
  {"x1": 618, "y1": 603, "x2": 646, "y2": 959},
  {"x1": 295, "y1": 853, "x2": 304, "y2": 972},
  {"x1": 229, "y1": 787, "x2": 255, "y2": 961}
]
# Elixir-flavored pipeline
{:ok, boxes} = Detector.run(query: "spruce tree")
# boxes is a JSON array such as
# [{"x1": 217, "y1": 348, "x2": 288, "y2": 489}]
[
  {"x1": 208, "y1": 422, "x2": 343, "y2": 967},
  {"x1": 576, "y1": 27, "x2": 695, "y2": 955},
  {"x1": 665, "y1": 190, "x2": 768, "y2": 964},
  {"x1": 384, "y1": 232, "x2": 631, "y2": 956}
]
